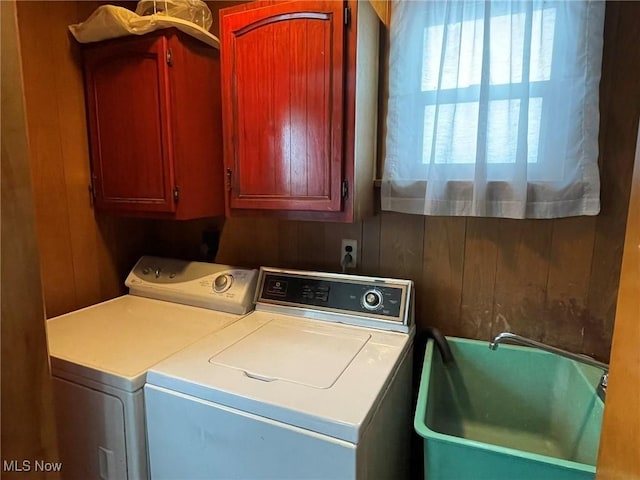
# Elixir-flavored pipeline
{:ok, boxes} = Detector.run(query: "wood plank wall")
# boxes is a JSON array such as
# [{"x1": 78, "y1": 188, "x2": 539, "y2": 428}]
[
  {"x1": 19, "y1": 1, "x2": 639, "y2": 366},
  {"x1": 1, "y1": 1, "x2": 58, "y2": 473}
]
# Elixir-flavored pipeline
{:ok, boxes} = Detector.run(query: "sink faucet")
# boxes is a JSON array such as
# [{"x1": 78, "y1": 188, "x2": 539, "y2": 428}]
[{"x1": 490, "y1": 332, "x2": 609, "y2": 401}]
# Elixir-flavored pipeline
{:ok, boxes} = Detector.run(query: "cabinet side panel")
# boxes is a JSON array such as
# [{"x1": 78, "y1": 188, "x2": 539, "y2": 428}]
[{"x1": 352, "y1": 0, "x2": 379, "y2": 219}]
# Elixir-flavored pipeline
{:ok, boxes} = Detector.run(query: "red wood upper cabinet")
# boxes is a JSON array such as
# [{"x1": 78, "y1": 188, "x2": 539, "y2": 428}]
[
  {"x1": 83, "y1": 29, "x2": 225, "y2": 219},
  {"x1": 220, "y1": 0, "x2": 380, "y2": 222}
]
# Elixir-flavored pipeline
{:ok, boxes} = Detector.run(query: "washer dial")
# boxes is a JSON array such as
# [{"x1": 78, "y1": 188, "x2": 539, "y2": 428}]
[
  {"x1": 362, "y1": 289, "x2": 383, "y2": 311},
  {"x1": 213, "y1": 274, "x2": 233, "y2": 293}
]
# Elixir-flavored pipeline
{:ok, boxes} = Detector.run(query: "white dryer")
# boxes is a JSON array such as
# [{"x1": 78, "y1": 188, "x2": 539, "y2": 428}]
[
  {"x1": 145, "y1": 267, "x2": 415, "y2": 479},
  {"x1": 46, "y1": 256, "x2": 258, "y2": 480}
]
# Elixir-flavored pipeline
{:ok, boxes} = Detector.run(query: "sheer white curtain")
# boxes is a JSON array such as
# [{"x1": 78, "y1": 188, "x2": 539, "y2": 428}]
[{"x1": 382, "y1": 0, "x2": 605, "y2": 218}]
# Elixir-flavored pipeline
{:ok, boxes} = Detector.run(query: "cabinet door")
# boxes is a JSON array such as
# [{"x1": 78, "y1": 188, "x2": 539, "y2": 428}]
[
  {"x1": 84, "y1": 35, "x2": 176, "y2": 214},
  {"x1": 222, "y1": 1, "x2": 345, "y2": 212}
]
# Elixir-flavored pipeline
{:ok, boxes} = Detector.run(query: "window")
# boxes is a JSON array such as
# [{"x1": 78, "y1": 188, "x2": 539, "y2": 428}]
[{"x1": 382, "y1": 0, "x2": 605, "y2": 219}]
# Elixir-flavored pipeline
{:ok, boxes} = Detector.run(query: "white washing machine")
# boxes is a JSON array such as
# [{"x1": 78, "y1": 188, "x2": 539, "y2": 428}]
[
  {"x1": 145, "y1": 267, "x2": 415, "y2": 479},
  {"x1": 46, "y1": 256, "x2": 258, "y2": 480}
]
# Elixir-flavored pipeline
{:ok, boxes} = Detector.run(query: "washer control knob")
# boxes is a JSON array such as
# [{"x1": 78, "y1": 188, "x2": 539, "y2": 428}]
[
  {"x1": 213, "y1": 274, "x2": 232, "y2": 293},
  {"x1": 363, "y1": 289, "x2": 383, "y2": 311}
]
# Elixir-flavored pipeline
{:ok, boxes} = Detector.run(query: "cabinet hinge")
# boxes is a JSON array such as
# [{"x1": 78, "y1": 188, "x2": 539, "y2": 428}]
[
  {"x1": 173, "y1": 185, "x2": 179, "y2": 202},
  {"x1": 166, "y1": 48, "x2": 173, "y2": 67},
  {"x1": 226, "y1": 168, "x2": 232, "y2": 191},
  {"x1": 341, "y1": 179, "x2": 349, "y2": 199},
  {"x1": 344, "y1": 6, "x2": 351, "y2": 27},
  {"x1": 88, "y1": 183, "x2": 95, "y2": 208}
]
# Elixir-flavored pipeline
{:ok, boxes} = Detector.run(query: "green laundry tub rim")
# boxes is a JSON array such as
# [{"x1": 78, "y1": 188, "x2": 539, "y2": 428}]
[{"x1": 414, "y1": 337, "x2": 599, "y2": 475}]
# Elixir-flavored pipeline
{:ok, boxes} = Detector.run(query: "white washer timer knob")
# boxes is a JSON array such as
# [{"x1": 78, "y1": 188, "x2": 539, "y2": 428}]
[
  {"x1": 363, "y1": 289, "x2": 383, "y2": 311},
  {"x1": 213, "y1": 274, "x2": 233, "y2": 293}
]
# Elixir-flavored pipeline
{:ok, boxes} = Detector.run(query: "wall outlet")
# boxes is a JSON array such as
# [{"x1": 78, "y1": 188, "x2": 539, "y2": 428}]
[{"x1": 340, "y1": 239, "x2": 357, "y2": 269}]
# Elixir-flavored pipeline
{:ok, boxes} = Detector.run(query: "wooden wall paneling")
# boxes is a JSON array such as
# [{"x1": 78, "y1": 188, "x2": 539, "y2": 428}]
[
  {"x1": 72, "y1": 0, "x2": 138, "y2": 24},
  {"x1": 144, "y1": 218, "x2": 224, "y2": 262},
  {"x1": 17, "y1": 1, "x2": 78, "y2": 317},
  {"x1": 95, "y1": 217, "x2": 131, "y2": 300},
  {"x1": 459, "y1": 217, "x2": 499, "y2": 340},
  {"x1": 379, "y1": 212, "x2": 424, "y2": 279},
  {"x1": 76, "y1": 1, "x2": 100, "y2": 20},
  {"x1": 379, "y1": 212, "x2": 425, "y2": 324},
  {"x1": 1, "y1": 0, "x2": 59, "y2": 471},
  {"x1": 277, "y1": 220, "x2": 300, "y2": 268},
  {"x1": 584, "y1": 1, "x2": 640, "y2": 361},
  {"x1": 360, "y1": 214, "x2": 381, "y2": 276},
  {"x1": 490, "y1": 220, "x2": 553, "y2": 340},
  {"x1": 216, "y1": 217, "x2": 280, "y2": 268},
  {"x1": 596, "y1": 123, "x2": 640, "y2": 480},
  {"x1": 295, "y1": 222, "x2": 329, "y2": 271},
  {"x1": 50, "y1": 1, "x2": 103, "y2": 308},
  {"x1": 421, "y1": 217, "x2": 466, "y2": 335},
  {"x1": 544, "y1": 217, "x2": 597, "y2": 353},
  {"x1": 94, "y1": 217, "x2": 152, "y2": 300},
  {"x1": 204, "y1": 1, "x2": 249, "y2": 36},
  {"x1": 223, "y1": 219, "x2": 370, "y2": 275}
]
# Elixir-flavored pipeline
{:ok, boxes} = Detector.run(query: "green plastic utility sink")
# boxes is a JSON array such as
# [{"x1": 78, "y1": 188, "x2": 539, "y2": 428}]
[{"x1": 414, "y1": 337, "x2": 604, "y2": 480}]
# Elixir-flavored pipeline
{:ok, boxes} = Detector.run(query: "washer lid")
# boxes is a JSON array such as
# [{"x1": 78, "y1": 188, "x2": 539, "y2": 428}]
[
  {"x1": 210, "y1": 320, "x2": 370, "y2": 389},
  {"x1": 146, "y1": 311, "x2": 413, "y2": 443}
]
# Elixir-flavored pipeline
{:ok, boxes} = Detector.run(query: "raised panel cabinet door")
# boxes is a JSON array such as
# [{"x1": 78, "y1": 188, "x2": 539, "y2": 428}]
[
  {"x1": 221, "y1": 1, "x2": 345, "y2": 212},
  {"x1": 84, "y1": 35, "x2": 176, "y2": 213}
]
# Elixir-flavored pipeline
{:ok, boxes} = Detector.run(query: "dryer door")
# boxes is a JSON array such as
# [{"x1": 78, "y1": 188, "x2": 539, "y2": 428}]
[{"x1": 53, "y1": 378, "x2": 127, "y2": 480}]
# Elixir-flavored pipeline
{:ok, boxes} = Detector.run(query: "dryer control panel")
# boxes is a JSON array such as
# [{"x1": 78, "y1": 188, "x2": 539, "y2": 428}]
[
  {"x1": 125, "y1": 256, "x2": 259, "y2": 315},
  {"x1": 256, "y1": 268, "x2": 413, "y2": 333}
]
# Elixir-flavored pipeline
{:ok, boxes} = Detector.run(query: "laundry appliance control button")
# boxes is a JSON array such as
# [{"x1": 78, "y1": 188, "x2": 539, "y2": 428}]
[
  {"x1": 213, "y1": 274, "x2": 233, "y2": 293},
  {"x1": 362, "y1": 289, "x2": 383, "y2": 311}
]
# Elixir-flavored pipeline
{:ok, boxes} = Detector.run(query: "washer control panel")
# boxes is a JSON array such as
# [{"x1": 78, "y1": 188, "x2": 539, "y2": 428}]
[
  {"x1": 125, "y1": 256, "x2": 259, "y2": 314},
  {"x1": 257, "y1": 268, "x2": 413, "y2": 330}
]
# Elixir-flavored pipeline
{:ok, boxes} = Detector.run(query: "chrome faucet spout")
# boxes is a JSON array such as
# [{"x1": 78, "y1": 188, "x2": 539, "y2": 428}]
[
  {"x1": 489, "y1": 332, "x2": 609, "y2": 401},
  {"x1": 489, "y1": 332, "x2": 609, "y2": 372}
]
